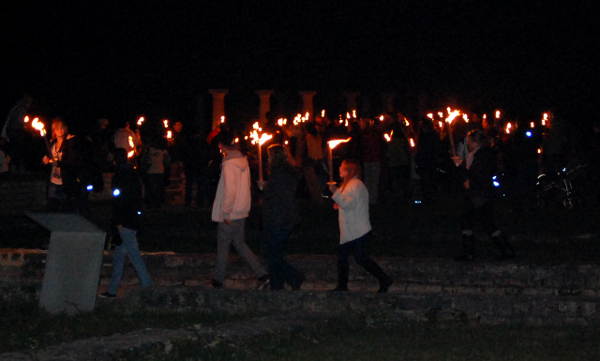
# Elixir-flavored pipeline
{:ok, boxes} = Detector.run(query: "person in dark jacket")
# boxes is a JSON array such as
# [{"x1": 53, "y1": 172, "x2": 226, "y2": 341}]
[
  {"x1": 454, "y1": 130, "x2": 516, "y2": 261},
  {"x1": 261, "y1": 144, "x2": 305, "y2": 290},
  {"x1": 100, "y1": 149, "x2": 152, "y2": 298}
]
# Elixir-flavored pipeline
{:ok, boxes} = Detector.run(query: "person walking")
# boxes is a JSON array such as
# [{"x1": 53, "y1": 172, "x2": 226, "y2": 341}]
[
  {"x1": 211, "y1": 131, "x2": 269, "y2": 289},
  {"x1": 453, "y1": 130, "x2": 516, "y2": 262},
  {"x1": 328, "y1": 159, "x2": 393, "y2": 293},
  {"x1": 262, "y1": 144, "x2": 304, "y2": 291},
  {"x1": 100, "y1": 149, "x2": 152, "y2": 298}
]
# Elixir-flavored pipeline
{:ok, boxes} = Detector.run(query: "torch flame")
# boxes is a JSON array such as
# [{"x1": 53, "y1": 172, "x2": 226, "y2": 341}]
[
  {"x1": 437, "y1": 112, "x2": 444, "y2": 118},
  {"x1": 166, "y1": 130, "x2": 173, "y2": 140},
  {"x1": 505, "y1": 122, "x2": 512, "y2": 134},
  {"x1": 163, "y1": 119, "x2": 169, "y2": 129},
  {"x1": 541, "y1": 112, "x2": 549, "y2": 126},
  {"x1": 409, "y1": 137, "x2": 416, "y2": 148},
  {"x1": 379, "y1": 115, "x2": 385, "y2": 122},
  {"x1": 427, "y1": 113, "x2": 434, "y2": 120},
  {"x1": 327, "y1": 137, "x2": 352, "y2": 150},
  {"x1": 128, "y1": 135, "x2": 135, "y2": 148},
  {"x1": 321, "y1": 109, "x2": 326, "y2": 118},
  {"x1": 31, "y1": 118, "x2": 46, "y2": 137},
  {"x1": 383, "y1": 130, "x2": 394, "y2": 143},
  {"x1": 127, "y1": 150, "x2": 135, "y2": 159},
  {"x1": 23, "y1": 115, "x2": 30, "y2": 124},
  {"x1": 137, "y1": 116, "x2": 145, "y2": 126},
  {"x1": 277, "y1": 118, "x2": 287, "y2": 127},
  {"x1": 445, "y1": 109, "x2": 461, "y2": 125},
  {"x1": 462, "y1": 114, "x2": 469, "y2": 123},
  {"x1": 404, "y1": 118, "x2": 410, "y2": 127},
  {"x1": 537, "y1": 147, "x2": 543, "y2": 155},
  {"x1": 258, "y1": 132, "x2": 272, "y2": 146},
  {"x1": 530, "y1": 121, "x2": 536, "y2": 128},
  {"x1": 495, "y1": 110, "x2": 501, "y2": 119},
  {"x1": 220, "y1": 115, "x2": 226, "y2": 124},
  {"x1": 351, "y1": 109, "x2": 357, "y2": 119}
]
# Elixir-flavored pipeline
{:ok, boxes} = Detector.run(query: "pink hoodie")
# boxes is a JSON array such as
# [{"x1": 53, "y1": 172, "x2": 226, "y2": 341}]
[{"x1": 211, "y1": 150, "x2": 252, "y2": 222}]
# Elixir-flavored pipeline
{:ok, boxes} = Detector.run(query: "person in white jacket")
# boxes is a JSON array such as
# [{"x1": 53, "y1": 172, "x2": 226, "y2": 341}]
[
  {"x1": 328, "y1": 159, "x2": 392, "y2": 293},
  {"x1": 210, "y1": 131, "x2": 268, "y2": 289}
]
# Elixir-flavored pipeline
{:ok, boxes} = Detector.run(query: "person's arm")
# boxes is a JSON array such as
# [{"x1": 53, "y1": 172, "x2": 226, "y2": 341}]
[
  {"x1": 331, "y1": 181, "x2": 358, "y2": 210},
  {"x1": 221, "y1": 162, "x2": 239, "y2": 221}
]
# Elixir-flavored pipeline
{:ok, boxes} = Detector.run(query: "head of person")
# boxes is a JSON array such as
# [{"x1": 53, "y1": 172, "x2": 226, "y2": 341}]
[
  {"x1": 215, "y1": 130, "x2": 238, "y2": 154},
  {"x1": 97, "y1": 118, "x2": 109, "y2": 130},
  {"x1": 339, "y1": 159, "x2": 361, "y2": 183},
  {"x1": 115, "y1": 119, "x2": 130, "y2": 130},
  {"x1": 51, "y1": 117, "x2": 68, "y2": 140},
  {"x1": 267, "y1": 144, "x2": 290, "y2": 172},
  {"x1": 466, "y1": 129, "x2": 486, "y2": 152},
  {"x1": 173, "y1": 121, "x2": 183, "y2": 133}
]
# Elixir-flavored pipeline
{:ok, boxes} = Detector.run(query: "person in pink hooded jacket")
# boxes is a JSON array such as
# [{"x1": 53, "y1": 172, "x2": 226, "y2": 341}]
[{"x1": 210, "y1": 131, "x2": 268, "y2": 289}]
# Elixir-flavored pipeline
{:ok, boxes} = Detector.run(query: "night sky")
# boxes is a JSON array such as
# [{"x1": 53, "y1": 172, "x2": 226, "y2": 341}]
[{"x1": 3, "y1": 1, "x2": 594, "y2": 130}]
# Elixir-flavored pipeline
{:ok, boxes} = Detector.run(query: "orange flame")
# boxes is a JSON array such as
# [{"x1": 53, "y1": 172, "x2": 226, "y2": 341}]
[
  {"x1": 220, "y1": 115, "x2": 226, "y2": 124},
  {"x1": 445, "y1": 109, "x2": 461, "y2": 125},
  {"x1": 31, "y1": 118, "x2": 46, "y2": 137},
  {"x1": 427, "y1": 113, "x2": 434, "y2": 120},
  {"x1": 379, "y1": 115, "x2": 385, "y2": 122},
  {"x1": 166, "y1": 130, "x2": 173, "y2": 140},
  {"x1": 23, "y1": 115, "x2": 30, "y2": 124},
  {"x1": 321, "y1": 109, "x2": 326, "y2": 118},
  {"x1": 328, "y1": 137, "x2": 352, "y2": 150},
  {"x1": 137, "y1": 116, "x2": 145, "y2": 126},
  {"x1": 537, "y1": 147, "x2": 543, "y2": 155},
  {"x1": 495, "y1": 110, "x2": 501, "y2": 119},
  {"x1": 505, "y1": 122, "x2": 512, "y2": 134},
  {"x1": 163, "y1": 119, "x2": 169, "y2": 129},
  {"x1": 351, "y1": 109, "x2": 357, "y2": 119},
  {"x1": 530, "y1": 121, "x2": 536, "y2": 128},
  {"x1": 462, "y1": 114, "x2": 469, "y2": 123},
  {"x1": 404, "y1": 118, "x2": 410, "y2": 127},
  {"x1": 383, "y1": 130, "x2": 394, "y2": 143},
  {"x1": 409, "y1": 137, "x2": 416, "y2": 148},
  {"x1": 277, "y1": 118, "x2": 287, "y2": 127}
]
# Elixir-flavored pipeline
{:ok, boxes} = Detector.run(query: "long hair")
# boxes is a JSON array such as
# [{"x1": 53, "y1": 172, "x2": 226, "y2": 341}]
[{"x1": 340, "y1": 159, "x2": 361, "y2": 192}]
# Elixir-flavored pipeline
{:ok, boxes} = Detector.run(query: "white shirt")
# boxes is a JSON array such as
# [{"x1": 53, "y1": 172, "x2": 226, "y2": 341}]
[
  {"x1": 332, "y1": 177, "x2": 372, "y2": 244},
  {"x1": 211, "y1": 151, "x2": 252, "y2": 222}
]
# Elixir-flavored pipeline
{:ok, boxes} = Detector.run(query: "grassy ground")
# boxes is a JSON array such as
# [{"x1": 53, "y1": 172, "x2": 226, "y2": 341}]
[
  {"x1": 124, "y1": 317, "x2": 600, "y2": 361},
  {"x1": 0, "y1": 296, "x2": 244, "y2": 354}
]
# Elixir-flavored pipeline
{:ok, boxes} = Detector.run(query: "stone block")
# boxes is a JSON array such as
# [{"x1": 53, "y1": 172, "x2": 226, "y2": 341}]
[{"x1": 26, "y1": 212, "x2": 105, "y2": 315}]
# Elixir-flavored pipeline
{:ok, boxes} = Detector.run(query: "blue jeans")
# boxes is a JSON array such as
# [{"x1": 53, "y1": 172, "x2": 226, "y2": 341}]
[
  {"x1": 265, "y1": 228, "x2": 304, "y2": 290},
  {"x1": 107, "y1": 226, "x2": 153, "y2": 294}
]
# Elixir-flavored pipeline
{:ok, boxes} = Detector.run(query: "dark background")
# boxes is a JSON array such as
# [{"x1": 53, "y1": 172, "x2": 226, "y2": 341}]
[{"x1": 2, "y1": 1, "x2": 594, "y2": 131}]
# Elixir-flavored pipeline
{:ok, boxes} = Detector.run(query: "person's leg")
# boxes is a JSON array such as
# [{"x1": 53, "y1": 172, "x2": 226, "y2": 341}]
[
  {"x1": 351, "y1": 235, "x2": 391, "y2": 290},
  {"x1": 335, "y1": 242, "x2": 352, "y2": 290},
  {"x1": 107, "y1": 242, "x2": 128, "y2": 295},
  {"x1": 214, "y1": 221, "x2": 233, "y2": 284},
  {"x1": 230, "y1": 219, "x2": 267, "y2": 278},
  {"x1": 119, "y1": 226, "x2": 153, "y2": 288},
  {"x1": 266, "y1": 229, "x2": 285, "y2": 290},
  {"x1": 478, "y1": 201, "x2": 516, "y2": 259}
]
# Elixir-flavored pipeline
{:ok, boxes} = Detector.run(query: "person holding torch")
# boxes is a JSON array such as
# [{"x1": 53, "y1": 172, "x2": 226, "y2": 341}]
[
  {"x1": 328, "y1": 159, "x2": 393, "y2": 293},
  {"x1": 452, "y1": 130, "x2": 516, "y2": 262}
]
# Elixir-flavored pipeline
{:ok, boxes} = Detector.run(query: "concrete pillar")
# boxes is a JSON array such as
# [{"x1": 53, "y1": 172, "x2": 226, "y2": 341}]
[
  {"x1": 381, "y1": 93, "x2": 396, "y2": 114},
  {"x1": 343, "y1": 91, "x2": 360, "y2": 112},
  {"x1": 208, "y1": 89, "x2": 228, "y2": 129},
  {"x1": 255, "y1": 89, "x2": 273, "y2": 122},
  {"x1": 299, "y1": 91, "x2": 317, "y2": 119}
]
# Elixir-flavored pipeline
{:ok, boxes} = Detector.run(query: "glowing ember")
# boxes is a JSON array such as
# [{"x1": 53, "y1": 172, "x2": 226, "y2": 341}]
[
  {"x1": 383, "y1": 130, "x2": 394, "y2": 143},
  {"x1": 327, "y1": 137, "x2": 352, "y2": 150},
  {"x1": 31, "y1": 118, "x2": 46, "y2": 137}
]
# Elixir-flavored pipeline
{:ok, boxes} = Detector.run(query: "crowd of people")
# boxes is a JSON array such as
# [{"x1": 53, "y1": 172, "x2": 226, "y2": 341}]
[{"x1": 2, "y1": 95, "x2": 599, "y2": 295}]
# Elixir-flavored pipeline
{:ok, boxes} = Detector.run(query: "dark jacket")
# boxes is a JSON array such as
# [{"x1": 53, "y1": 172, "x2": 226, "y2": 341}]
[
  {"x1": 459, "y1": 146, "x2": 497, "y2": 205},
  {"x1": 55, "y1": 135, "x2": 88, "y2": 196},
  {"x1": 263, "y1": 166, "x2": 300, "y2": 230},
  {"x1": 111, "y1": 164, "x2": 144, "y2": 230}
]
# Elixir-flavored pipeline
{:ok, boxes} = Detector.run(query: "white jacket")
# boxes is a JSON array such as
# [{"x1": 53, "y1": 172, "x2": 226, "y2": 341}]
[
  {"x1": 332, "y1": 177, "x2": 372, "y2": 244},
  {"x1": 211, "y1": 150, "x2": 252, "y2": 222}
]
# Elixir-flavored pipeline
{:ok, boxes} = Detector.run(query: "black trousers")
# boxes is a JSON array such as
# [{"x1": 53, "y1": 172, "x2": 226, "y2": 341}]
[{"x1": 337, "y1": 233, "x2": 389, "y2": 289}]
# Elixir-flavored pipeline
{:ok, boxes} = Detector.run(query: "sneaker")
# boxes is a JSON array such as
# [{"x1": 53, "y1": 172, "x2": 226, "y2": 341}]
[
  {"x1": 98, "y1": 292, "x2": 116, "y2": 299},
  {"x1": 257, "y1": 274, "x2": 270, "y2": 290},
  {"x1": 377, "y1": 278, "x2": 393, "y2": 294},
  {"x1": 211, "y1": 279, "x2": 223, "y2": 289}
]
